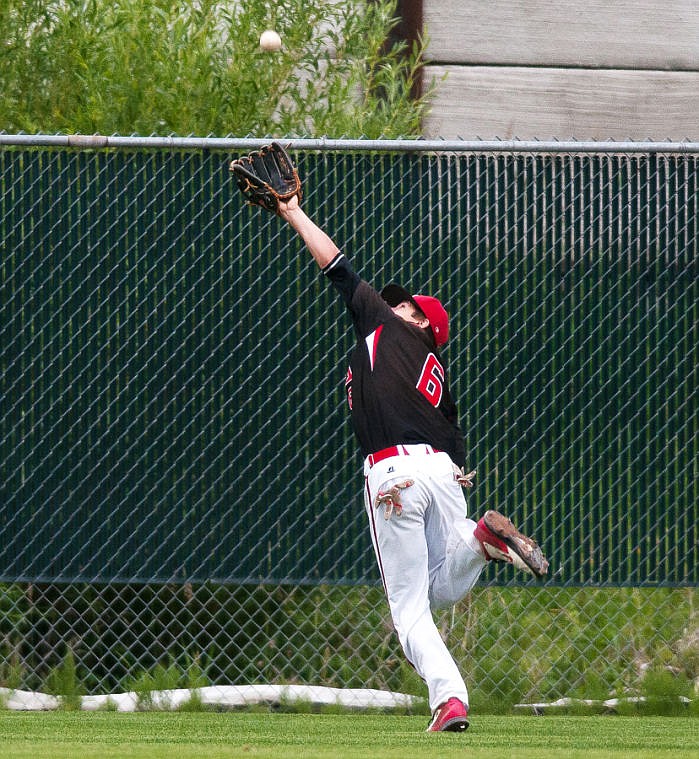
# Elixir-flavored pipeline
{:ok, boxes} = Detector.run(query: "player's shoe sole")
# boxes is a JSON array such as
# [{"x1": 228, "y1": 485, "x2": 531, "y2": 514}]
[
  {"x1": 475, "y1": 510, "x2": 549, "y2": 578},
  {"x1": 426, "y1": 697, "x2": 469, "y2": 732}
]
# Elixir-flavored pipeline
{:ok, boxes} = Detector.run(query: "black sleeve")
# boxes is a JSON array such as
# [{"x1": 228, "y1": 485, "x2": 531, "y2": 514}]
[
  {"x1": 322, "y1": 253, "x2": 360, "y2": 306},
  {"x1": 323, "y1": 254, "x2": 397, "y2": 337}
]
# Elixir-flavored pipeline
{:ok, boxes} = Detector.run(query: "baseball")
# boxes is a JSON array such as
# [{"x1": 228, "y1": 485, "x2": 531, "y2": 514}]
[{"x1": 259, "y1": 30, "x2": 282, "y2": 52}]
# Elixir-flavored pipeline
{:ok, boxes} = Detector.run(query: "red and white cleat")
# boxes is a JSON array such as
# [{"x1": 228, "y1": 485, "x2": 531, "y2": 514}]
[
  {"x1": 426, "y1": 697, "x2": 469, "y2": 732},
  {"x1": 474, "y1": 510, "x2": 549, "y2": 578}
]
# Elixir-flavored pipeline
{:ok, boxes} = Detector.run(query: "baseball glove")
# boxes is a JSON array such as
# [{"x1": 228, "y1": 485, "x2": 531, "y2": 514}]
[{"x1": 229, "y1": 142, "x2": 302, "y2": 214}]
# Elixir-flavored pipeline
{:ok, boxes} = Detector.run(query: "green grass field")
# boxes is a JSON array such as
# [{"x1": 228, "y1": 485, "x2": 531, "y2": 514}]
[{"x1": 0, "y1": 712, "x2": 696, "y2": 759}]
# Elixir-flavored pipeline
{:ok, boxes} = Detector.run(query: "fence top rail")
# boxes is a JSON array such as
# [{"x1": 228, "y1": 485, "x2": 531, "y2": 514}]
[{"x1": 1, "y1": 134, "x2": 698, "y2": 154}]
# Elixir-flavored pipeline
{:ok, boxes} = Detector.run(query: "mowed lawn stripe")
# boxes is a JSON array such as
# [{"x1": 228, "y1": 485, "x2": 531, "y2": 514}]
[{"x1": 0, "y1": 712, "x2": 696, "y2": 759}]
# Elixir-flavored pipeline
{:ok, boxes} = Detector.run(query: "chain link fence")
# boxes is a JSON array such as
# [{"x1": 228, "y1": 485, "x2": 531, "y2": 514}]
[{"x1": 0, "y1": 140, "x2": 697, "y2": 712}]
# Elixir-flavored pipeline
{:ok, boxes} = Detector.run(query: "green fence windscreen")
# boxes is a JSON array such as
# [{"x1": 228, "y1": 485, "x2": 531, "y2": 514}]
[{"x1": 1, "y1": 148, "x2": 696, "y2": 586}]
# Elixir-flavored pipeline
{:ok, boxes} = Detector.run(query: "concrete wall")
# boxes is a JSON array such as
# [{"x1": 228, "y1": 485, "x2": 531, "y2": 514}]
[{"x1": 419, "y1": 0, "x2": 699, "y2": 139}]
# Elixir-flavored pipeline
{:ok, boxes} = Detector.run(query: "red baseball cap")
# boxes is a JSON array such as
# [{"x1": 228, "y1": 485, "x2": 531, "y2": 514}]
[{"x1": 381, "y1": 284, "x2": 450, "y2": 347}]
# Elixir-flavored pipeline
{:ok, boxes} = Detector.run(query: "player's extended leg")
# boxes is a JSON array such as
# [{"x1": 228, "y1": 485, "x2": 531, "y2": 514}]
[
  {"x1": 422, "y1": 458, "x2": 549, "y2": 609},
  {"x1": 420, "y1": 457, "x2": 486, "y2": 610},
  {"x1": 428, "y1": 515, "x2": 485, "y2": 610},
  {"x1": 363, "y1": 461, "x2": 469, "y2": 719}
]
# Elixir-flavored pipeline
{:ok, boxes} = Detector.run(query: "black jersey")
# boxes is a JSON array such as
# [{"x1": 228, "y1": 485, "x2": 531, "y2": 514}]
[{"x1": 324, "y1": 254, "x2": 466, "y2": 467}]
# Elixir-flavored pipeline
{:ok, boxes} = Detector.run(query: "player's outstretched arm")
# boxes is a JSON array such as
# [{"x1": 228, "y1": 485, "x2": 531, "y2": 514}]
[{"x1": 278, "y1": 196, "x2": 340, "y2": 269}]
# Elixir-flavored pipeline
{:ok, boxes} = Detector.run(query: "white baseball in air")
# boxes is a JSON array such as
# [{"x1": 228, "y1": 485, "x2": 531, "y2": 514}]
[{"x1": 259, "y1": 30, "x2": 282, "y2": 52}]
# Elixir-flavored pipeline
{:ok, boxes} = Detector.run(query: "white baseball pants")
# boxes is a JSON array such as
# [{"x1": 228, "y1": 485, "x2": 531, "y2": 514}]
[{"x1": 363, "y1": 445, "x2": 486, "y2": 711}]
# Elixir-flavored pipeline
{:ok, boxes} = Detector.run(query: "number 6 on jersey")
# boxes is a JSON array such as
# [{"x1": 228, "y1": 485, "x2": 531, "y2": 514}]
[{"x1": 416, "y1": 353, "x2": 445, "y2": 407}]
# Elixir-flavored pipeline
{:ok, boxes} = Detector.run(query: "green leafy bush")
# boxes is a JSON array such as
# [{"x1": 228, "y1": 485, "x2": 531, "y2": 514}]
[{"x1": 0, "y1": 0, "x2": 431, "y2": 137}]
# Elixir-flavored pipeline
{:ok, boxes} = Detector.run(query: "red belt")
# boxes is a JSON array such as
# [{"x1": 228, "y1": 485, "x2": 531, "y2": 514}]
[{"x1": 367, "y1": 444, "x2": 440, "y2": 468}]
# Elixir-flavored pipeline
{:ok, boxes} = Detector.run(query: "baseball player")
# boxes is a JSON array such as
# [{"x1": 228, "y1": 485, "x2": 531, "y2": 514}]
[{"x1": 230, "y1": 145, "x2": 549, "y2": 732}]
